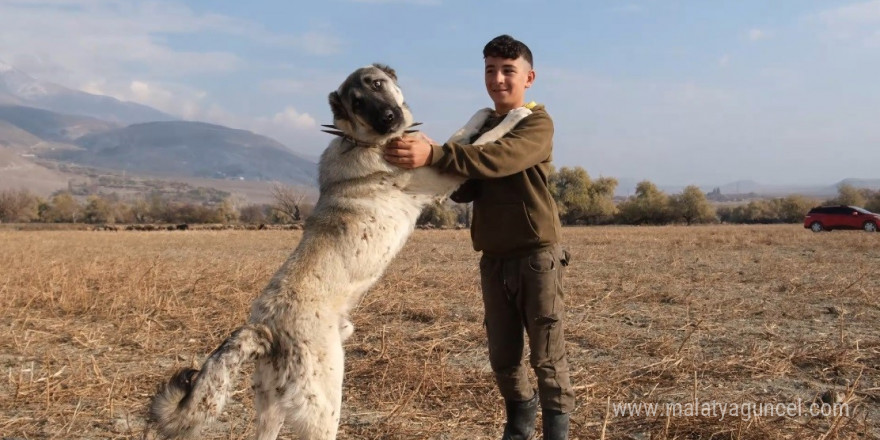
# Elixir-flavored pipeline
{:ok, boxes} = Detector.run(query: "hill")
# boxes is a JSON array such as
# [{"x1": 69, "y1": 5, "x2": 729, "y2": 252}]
[
  {"x1": 0, "y1": 105, "x2": 118, "y2": 144},
  {"x1": 49, "y1": 121, "x2": 317, "y2": 185}
]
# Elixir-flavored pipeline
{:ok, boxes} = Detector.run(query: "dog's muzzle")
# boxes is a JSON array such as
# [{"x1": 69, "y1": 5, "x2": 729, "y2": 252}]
[{"x1": 375, "y1": 106, "x2": 403, "y2": 135}]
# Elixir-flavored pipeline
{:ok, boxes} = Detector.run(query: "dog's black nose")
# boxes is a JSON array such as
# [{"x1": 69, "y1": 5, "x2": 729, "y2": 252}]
[{"x1": 383, "y1": 109, "x2": 395, "y2": 123}]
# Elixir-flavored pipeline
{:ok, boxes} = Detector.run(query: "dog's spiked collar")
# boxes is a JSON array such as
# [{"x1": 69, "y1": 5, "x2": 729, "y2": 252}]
[{"x1": 321, "y1": 122, "x2": 423, "y2": 148}]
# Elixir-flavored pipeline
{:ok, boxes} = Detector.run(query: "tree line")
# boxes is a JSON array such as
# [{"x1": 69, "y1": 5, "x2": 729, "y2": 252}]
[
  {"x1": 545, "y1": 168, "x2": 721, "y2": 226},
  {"x1": 408, "y1": 169, "x2": 880, "y2": 228},
  {"x1": 0, "y1": 187, "x2": 309, "y2": 225},
  {"x1": 2, "y1": 170, "x2": 879, "y2": 227}
]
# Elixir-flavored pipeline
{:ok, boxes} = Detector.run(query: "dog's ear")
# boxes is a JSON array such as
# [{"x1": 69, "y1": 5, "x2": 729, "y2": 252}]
[
  {"x1": 328, "y1": 91, "x2": 349, "y2": 121},
  {"x1": 372, "y1": 63, "x2": 397, "y2": 82}
]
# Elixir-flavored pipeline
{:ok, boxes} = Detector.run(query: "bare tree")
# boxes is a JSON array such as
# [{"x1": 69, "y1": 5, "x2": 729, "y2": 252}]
[
  {"x1": 0, "y1": 188, "x2": 40, "y2": 222},
  {"x1": 271, "y1": 183, "x2": 311, "y2": 222}
]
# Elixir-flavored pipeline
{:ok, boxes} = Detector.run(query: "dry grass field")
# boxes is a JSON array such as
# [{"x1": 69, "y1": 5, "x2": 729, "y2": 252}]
[{"x1": 1, "y1": 225, "x2": 878, "y2": 439}]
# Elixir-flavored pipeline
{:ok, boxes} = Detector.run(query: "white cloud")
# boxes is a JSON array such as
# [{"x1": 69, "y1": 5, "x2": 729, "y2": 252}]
[
  {"x1": 78, "y1": 78, "x2": 207, "y2": 120},
  {"x1": 663, "y1": 82, "x2": 736, "y2": 106},
  {"x1": 177, "y1": 103, "x2": 323, "y2": 153},
  {"x1": 245, "y1": 29, "x2": 344, "y2": 55},
  {"x1": 246, "y1": 107, "x2": 326, "y2": 154},
  {"x1": 0, "y1": 3, "x2": 227, "y2": 85},
  {"x1": 816, "y1": 0, "x2": 880, "y2": 25},
  {"x1": 812, "y1": 0, "x2": 880, "y2": 47},
  {"x1": 260, "y1": 79, "x2": 310, "y2": 94},
  {"x1": 129, "y1": 81, "x2": 206, "y2": 120},
  {"x1": 269, "y1": 107, "x2": 318, "y2": 130},
  {"x1": 297, "y1": 31, "x2": 345, "y2": 56},
  {"x1": 85, "y1": 79, "x2": 320, "y2": 147},
  {"x1": 747, "y1": 28, "x2": 769, "y2": 42},
  {"x1": 259, "y1": 73, "x2": 342, "y2": 96},
  {"x1": 0, "y1": 0, "x2": 344, "y2": 85}
]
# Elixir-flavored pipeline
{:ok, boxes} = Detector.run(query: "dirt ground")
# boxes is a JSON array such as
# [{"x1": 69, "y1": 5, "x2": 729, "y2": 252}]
[{"x1": 1, "y1": 225, "x2": 878, "y2": 439}]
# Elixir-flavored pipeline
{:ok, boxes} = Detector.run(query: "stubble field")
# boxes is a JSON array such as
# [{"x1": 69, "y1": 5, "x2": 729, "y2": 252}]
[{"x1": 1, "y1": 225, "x2": 878, "y2": 439}]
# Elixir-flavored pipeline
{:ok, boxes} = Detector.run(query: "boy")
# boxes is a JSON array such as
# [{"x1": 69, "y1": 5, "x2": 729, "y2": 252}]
[{"x1": 384, "y1": 34, "x2": 573, "y2": 439}]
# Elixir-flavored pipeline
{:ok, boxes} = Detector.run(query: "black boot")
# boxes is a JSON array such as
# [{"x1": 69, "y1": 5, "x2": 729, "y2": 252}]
[
  {"x1": 542, "y1": 409, "x2": 570, "y2": 440},
  {"x1": 501, "y1": 394, "x2": 538, "y2": 440}
]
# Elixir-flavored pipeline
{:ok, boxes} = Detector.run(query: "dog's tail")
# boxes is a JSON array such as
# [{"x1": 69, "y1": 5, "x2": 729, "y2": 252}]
[{"x1": 148, "y1": 323, "x2": 273, "y2": 438}]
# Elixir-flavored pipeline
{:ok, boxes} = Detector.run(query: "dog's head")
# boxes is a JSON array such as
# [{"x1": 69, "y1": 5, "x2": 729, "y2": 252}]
[{"x1": 328, "y1": 63, "x2": 413, "y2": 144}]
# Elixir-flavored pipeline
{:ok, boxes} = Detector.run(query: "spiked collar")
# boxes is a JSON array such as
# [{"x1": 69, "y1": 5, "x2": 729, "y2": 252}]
[{"x1": 321, "y1": 122, "x2": 423, "y2": 149}]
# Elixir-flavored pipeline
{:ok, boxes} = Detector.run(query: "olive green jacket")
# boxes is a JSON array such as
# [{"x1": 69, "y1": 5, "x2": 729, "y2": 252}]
[{"x1": 430, "y1": 104, "x2": 562, "y2": 256}]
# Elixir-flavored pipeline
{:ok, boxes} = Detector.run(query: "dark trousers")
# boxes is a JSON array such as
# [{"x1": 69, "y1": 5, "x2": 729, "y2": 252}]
[{"x1": 480, "y1": 245, "x2": 575, "y2": 413}]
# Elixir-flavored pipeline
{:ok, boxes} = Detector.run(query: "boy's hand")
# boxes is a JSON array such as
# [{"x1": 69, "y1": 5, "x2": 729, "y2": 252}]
[{"x1": 384, "y1": 132, "x2": 434, "y2": 169}]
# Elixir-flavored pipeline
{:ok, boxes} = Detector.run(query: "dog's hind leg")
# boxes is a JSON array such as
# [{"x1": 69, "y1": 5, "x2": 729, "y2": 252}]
[
  {"x1": 252, "y1": 358, "x2": 286, "y2": 440},
  {"x1": 281, "y1": 331, "x2": 345, "y2": 440},
  {"x1": 309, "y1": 334, "x2": 345, "y2": 440},
  {"x1": 254, "y1": 386, "x2": 285, "y2": 440}
]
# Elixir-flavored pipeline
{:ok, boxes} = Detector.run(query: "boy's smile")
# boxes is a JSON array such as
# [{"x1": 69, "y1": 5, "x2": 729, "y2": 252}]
[{"x1": 484, "y1": 55, "x2": 535, "y2": 115}]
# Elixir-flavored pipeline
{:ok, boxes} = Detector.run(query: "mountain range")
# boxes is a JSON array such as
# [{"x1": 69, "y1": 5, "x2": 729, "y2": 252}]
[
  {"x1": 55, "y1": 120, "x2": 317, "y2": 182},
  {"x1": 0, "y1": 61, "x2": 317, "y2": 202}
]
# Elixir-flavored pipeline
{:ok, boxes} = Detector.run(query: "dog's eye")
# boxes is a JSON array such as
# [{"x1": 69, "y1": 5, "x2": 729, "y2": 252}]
[{"x1": 372, "y1": 80, "x2": 382, "y2": 89}]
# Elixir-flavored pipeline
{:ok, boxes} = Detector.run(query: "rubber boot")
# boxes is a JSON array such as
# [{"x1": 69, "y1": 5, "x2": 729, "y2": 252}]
[
  {"x1": 542, "y1": 409, "x2": 570, "y2": 440},
  {"x1": 501, "y1": 394, "x2": 538, "y2": 440}
]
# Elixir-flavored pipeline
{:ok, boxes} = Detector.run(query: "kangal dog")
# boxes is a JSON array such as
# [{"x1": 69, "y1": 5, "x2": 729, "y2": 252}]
[{"x1": 147, "y1": 64, "x2": 533, "y2": 440}]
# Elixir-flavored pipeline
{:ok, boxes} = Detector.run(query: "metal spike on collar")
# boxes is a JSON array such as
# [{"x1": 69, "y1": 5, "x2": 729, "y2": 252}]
[
  {"x1": 321, "y1": 122, "x2": 423, "y2": 133},
  {"x1": 403, "y1": 121, "x2": 423, "y2": 134},
  {"x1": 321, "y1": 129, "x2": 346, "y2": 137},
  {"x1": 320, "y1": 121, "x2": 424, "y2": 148},
  {"x1": 320, "y1": 127, "x2": 375, "y2": 149}
]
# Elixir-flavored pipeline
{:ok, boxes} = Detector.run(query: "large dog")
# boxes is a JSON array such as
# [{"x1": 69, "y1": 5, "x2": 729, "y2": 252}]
[{"x1": 147, "y1": 64, "x2": 533, "y2": 440}]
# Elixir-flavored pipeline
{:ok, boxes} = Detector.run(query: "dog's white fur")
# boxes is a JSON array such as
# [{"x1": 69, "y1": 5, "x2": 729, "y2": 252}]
[{"x1": 147, "y1": 65, "x2": 531, "y2": 440}]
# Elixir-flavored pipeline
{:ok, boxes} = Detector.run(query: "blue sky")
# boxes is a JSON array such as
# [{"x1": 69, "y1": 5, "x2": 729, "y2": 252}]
[{"x1": 1, "y1": 0, "x2": 878, "y2": 188}]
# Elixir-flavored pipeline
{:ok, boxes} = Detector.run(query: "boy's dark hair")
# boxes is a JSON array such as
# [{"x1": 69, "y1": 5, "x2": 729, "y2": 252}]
[{"x1": 483, "y1": 34, "x2": 533, "y2": 67}]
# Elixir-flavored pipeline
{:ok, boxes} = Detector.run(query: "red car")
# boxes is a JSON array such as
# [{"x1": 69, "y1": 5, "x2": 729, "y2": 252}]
[{"x1": 804, "y1": 205, "x2": 880, "y2": 232}]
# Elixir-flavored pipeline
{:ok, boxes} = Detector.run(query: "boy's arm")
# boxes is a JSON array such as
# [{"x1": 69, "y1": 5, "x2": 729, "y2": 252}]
[{"x1": 430, "y1": 111, "x2": 553, "y2": 179}]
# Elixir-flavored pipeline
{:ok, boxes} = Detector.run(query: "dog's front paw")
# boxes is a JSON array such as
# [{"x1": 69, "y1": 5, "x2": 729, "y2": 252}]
[
  {"x1": 509, "y1": 106, "x2": 532, "y2": 119},
  {"x1": 446, "y1": 108, "x2": 494, "y2": 144}
]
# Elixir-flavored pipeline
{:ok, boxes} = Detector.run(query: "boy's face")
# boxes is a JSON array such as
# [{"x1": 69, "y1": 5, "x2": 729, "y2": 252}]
[{"x1": 484, "y1": 56, "x2": 535, "y2": 114}]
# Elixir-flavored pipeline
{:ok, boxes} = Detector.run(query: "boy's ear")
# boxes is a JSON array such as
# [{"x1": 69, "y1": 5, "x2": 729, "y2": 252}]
[
  {"x1": 525, "y1": 69, "x2": 536, "y2": 89},
  {"x1": 372, "y1": 63, "x2": 397, "y2": 82},
  {"x1": 328, "y1": 91, "x2": 349, "y2": 121}
]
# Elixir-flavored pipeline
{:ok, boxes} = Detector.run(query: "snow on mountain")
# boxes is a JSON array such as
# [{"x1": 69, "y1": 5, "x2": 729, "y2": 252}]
[{"x1": 0, "y1": 59, "x2": 176, "y2": 124}]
